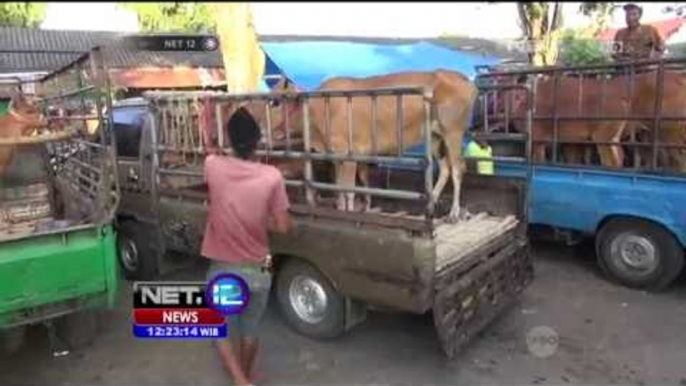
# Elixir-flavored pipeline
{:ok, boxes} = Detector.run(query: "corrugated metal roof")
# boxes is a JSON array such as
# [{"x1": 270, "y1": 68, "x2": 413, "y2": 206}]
[{"x1": 0, "y1": 27, "x2": 224, "y2": 72}]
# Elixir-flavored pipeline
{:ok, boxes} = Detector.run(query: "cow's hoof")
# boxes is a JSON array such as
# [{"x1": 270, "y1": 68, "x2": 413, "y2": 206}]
[
  {"x1": 445, "y1": 214, "x2": 460, "y2": 224},
  {"x1": 446, "y1": 209, "x2": 471, "y2": 224}
]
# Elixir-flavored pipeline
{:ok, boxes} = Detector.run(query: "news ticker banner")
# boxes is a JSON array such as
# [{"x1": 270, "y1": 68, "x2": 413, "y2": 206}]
[{"x1": 132, "y1": 273, "x2": 250, "y2": 339}]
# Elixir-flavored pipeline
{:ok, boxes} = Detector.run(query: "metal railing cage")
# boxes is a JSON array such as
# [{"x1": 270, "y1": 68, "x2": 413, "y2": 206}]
[
  {"x1": 473, "y1": 57, "x2": 686, "y2": 176},
  {"x1": 0, "y1": 47, "x2": 119, "y2": 242},
  {"x1": 143, "y1": 80, "x2": 534, "y2": 233}
]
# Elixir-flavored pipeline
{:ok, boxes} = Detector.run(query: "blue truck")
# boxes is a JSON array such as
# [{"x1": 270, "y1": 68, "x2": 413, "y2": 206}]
[
  {"x1": 496, "y1": 160, "x2": 685, "y2": 290},
  {"x1": 467, "y1": 59, "x2": 686, "y2": 291}
]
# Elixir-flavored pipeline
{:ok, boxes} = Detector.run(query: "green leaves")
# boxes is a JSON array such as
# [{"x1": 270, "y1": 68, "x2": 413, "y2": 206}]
[
  {"x1": 557, "y1": 29, "x2": 611, "y2": 66},
  {"x1": 117, "y1": 2, "x2": 215, "y2": 32},
  {"x1": 0, "y1": 2, "x2": 46, "y2": 28}
]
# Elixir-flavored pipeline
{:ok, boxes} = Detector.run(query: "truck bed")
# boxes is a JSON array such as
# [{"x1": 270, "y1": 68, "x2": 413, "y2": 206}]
[{"x1": 435, "y1": 213, "x2": 519, "y2": 272}]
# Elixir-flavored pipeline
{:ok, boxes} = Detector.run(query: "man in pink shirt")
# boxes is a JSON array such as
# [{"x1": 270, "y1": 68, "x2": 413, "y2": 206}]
[{"x1": 202, "y1": 106, "x2": 291, "y2": 386}]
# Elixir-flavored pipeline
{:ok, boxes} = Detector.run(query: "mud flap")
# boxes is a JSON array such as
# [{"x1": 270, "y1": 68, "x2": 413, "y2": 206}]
[{"x1": 433, "y1": 236, "x2": 533, "y2": 358}]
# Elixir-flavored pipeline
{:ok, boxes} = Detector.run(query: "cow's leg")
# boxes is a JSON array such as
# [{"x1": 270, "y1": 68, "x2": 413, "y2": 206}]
[
  {"x1": 563, "y1": 144, "x2": 584, "y2": 165},
  {"x1": 431, "y1": 134, "x2": 450, "y2": 203},
  {"x1": 356, "y1": 164, "x2": 374, "y2": 212},
  {"x1": 335, "y1": 161, "x2": 357, "y2": 211},
  {"x1": 432, "y1": 155, "x2": 450, "y2": 206},
  {"x1": 532, "y1": 142, "x2": 547, "y2": 164},
  {"x1": 659, "y1": 126, "x2": 686, "y2": 173},
  {"x1": 594, "y1": 124, "x2": 626, "y2": 168},
  {"x1": 429, "y1": 132, "x2": 459, "y2": 221},
  {"x1": 596, "y1": 144, "x2": 624, "y2": 168},
  {"x1": 440, "y1": 129, "x2": 468, "y2": 223}
]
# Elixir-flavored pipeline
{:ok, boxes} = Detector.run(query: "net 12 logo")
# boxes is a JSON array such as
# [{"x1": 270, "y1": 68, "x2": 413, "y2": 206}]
[{"x1": 132, "y1": 274, "x2": 249, "y2": 339}]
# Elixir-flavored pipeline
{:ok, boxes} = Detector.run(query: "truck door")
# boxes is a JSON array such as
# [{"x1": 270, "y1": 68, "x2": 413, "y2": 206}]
[{"x1": 113, "y1": 104, "x2": 152, "y2": 218}]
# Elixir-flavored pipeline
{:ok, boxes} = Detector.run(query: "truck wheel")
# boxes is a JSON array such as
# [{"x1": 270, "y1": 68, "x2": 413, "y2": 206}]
[
  {"x1": 55, "y1": 310, "x2": 97, "y2": 350},
  {"x1": 276, "y1": 260, "x2": 346, "y2": 339},
  {"x1": 0, "y1": 327, "x2": 25, "y2": 356},
  {"x1": 597, "y1": 218, "x2": 685, "y2": 291},
  {"x1": 117, "y1": 220, "x2": 160, "y2": 280}
]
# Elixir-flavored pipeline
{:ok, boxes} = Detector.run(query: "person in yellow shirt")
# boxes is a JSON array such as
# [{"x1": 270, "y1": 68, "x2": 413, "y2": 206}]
[{"x1": 465, "y1": 137, "x2": 494, "y2": 175}]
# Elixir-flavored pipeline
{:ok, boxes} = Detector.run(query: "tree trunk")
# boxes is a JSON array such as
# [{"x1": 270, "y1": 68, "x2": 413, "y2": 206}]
[
  {"x1": 518, "y1": 2, "x2": 563, "y2": 66},
  {"x1": 213, "y1": 3, "x2": 265, "y2": 93}
]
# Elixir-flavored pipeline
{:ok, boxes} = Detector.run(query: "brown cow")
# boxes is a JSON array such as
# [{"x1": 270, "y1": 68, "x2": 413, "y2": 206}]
[
  {"x1": 264, "y1": 70, "x2": 478, "y2": 222},
  {"x1": 0, "y1": 94, "x2": 47, "y2": 178},
  {"x1": 506, "y1": 68, "x2": 686, "y2": 173},
  {"x1": 511, "y1": 74, "x2": 632, "y2": 168},
  {"x1": 630, "y1": 71, "x2": 686, "y2": 172}
]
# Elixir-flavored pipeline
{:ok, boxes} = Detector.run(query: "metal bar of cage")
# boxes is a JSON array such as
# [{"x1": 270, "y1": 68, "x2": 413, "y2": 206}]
[
  {"x1": 551, "y1": 70, "x2": 560, "y2": 164},
  {"x1": 476, "y1": 56, "x2": 686, "y2": 78},
  {"x1": 144, "y1": 86, "x2": 428, "y2": 100},
  {"x1": 154, "y1": 146, "x2": 429, "y2": 165},
  {"x1": 157, "y1": 167, "x2": 425, "y2": 202},
  {"x1": 370, "y1": 95, "x2": 379, "y2": 156},
  {"x1": 396, "y1": 94, "x2": 404, "y2": 155},
  {"x1": 301, "y1": 97, "x2": 315, "y2": 206},
  {"x1": 651, "y1": 62, "x2": 665, "y2": 170}
]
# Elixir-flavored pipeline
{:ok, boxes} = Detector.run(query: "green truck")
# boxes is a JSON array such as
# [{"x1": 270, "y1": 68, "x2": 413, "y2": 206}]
[{"x1": 0, "y1": 49, "x2": 120, "y2": 355}]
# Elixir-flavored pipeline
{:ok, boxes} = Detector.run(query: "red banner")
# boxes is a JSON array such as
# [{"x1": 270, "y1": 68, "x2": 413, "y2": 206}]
[{"x1": 134, "y1": 308, "x2": 225, "y2": 325}]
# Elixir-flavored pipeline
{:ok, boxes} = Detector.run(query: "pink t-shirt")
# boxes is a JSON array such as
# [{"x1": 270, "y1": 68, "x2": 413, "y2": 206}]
[{"x1": 201, "y1": 155, "x2": 290, "y2": 264}]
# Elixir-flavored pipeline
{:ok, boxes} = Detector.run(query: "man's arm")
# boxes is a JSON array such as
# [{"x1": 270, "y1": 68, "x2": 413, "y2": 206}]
[
  {"x1": 271, "y1": 209, "x2": 292, "y2": 234},
  {"x1": 268, "y1": 173, "x2": 292, "y2": 234},
  {"x1": 651, "y1": 27, "x2": 666, "y2": 58}
]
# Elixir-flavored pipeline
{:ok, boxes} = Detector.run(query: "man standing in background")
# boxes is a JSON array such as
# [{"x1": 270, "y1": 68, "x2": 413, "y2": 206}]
[
  {"x1": 202, "y1": 107, "x2": 292, "y2": 386},
  {"x1": 612, "y1": 3, "x2": 665, "y2": 61}
]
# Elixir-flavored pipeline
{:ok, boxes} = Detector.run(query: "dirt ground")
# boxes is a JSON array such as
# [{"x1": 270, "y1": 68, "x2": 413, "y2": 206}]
[{"x1": 1, "y1": 241, "x2": 685, "y2": 385}]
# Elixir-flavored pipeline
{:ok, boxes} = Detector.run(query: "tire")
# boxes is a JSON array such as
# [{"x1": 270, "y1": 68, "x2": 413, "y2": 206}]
[
  {"x1": 0, "y1": 327, "x2": 25, "y2": 356},
  {"x1": 55, "y1": 311, "x2": 97, "y2": 350},
  {"x1": 117, "y1": 220, "x2": 160, "y2": 280},
  {"x1": 596, "y1": 218, "x2": 685, "y2": 291},
  {"x1": 276, "y1": 259, "x2": 346, "y2": 339}
]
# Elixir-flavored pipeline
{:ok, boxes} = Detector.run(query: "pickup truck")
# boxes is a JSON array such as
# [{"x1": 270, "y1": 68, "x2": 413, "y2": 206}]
[
  {"x1": 0, "y1": 49, "x2": 120, "y2": 355},
  {"x1": 111, "y1": 85, "x2": 533, "y2": 357},
  {"x1": 473, "y1": 59, "x2": 686, "y2": 291}
]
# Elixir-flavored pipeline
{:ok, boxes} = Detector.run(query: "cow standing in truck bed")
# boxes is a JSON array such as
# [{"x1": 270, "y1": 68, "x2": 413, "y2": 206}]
[
  {"x1": 262, "y1": 70, "x2": 477, "y2": 222},
  {"x1": 510, "y1": 74, "x2": 632, "y2": 167},
  {"x1": 507, "y1": 70, "x2": 686, "y2": 172},
  {"x1": 0, "y1": 95, "x2": 47, "y2": 179}
]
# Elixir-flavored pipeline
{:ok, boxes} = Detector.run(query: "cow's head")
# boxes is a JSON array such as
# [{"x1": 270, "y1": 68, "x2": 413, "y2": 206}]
[
  {"x1": 262, "y1": 78, "x2": 304, "y2": 144},
  {"x1": 212, "y1": 78, "x2": 303, "y2": 151},
  {"x1": 7, "y1": 94, "x2": 47, "y2": 134}
]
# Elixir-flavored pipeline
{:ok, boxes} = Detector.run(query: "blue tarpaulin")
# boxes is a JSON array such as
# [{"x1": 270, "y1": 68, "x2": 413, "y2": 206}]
[
  {"x1": 258, "y1": 41, "x2": 503, "y2": 171},
  {"x1": 260, "y1": 41, "x2": 502, "y2": 90}
]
